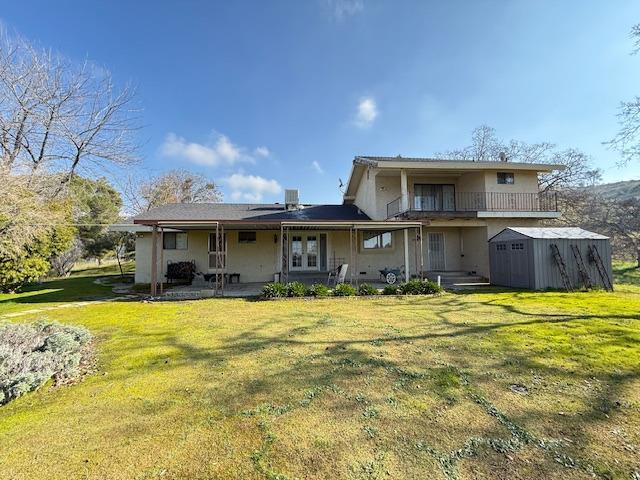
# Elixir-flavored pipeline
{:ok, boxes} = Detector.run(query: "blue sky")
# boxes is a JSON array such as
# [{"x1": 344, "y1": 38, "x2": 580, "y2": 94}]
[{"x1": 3, "y1": 0, "x2": 640, "y2": 204}]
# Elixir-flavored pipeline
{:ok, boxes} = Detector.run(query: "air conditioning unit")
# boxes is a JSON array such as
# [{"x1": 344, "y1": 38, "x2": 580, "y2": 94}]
[{"x1": 285, "y1": 189, "x2": 299, "y2": 209}]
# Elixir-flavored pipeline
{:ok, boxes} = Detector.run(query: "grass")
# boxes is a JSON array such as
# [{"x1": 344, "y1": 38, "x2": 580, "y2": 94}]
[
  {"x1": 613, "y1": 260, "x2": 640, "y2": 286},
  {"x1": 0, "y1": 267, "x2": 639, "y2": 479},
  {"x1": 0, "y1": 261, "x2": 133, "y2": 316}
]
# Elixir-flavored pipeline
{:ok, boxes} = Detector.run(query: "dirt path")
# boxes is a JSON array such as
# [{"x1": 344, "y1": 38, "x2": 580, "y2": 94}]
[{"x1": 0, "y1": 294, "x2": 138, "y2": 319}]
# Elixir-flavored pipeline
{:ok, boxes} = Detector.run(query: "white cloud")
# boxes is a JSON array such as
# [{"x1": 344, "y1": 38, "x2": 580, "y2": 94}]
[
  {"x1": 324, "y1": 0, "x2": 364, "y2": 21},
  {"x1": 254, "y1": 146, "x2": 270, "y2": 157},
  {"x1": 311, "y1": 160, "x2": 324, "y2": 174},
  {"x1": 160, "y1": 132, "x2": 262, "y2": 167},
  {"x1": 354, "y1": 97, "x2": 378, "y2": 128},
  {"x1": 225, "y1": 173, "x2": 282, "y2": 202}
]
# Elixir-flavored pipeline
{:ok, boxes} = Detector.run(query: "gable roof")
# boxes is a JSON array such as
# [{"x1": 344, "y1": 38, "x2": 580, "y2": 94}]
[
  {"x1": 489, "y1": 227, "x2": 609, "y2": 241},
  {"x1": 133, "y1": 203, "x2": 371, "y2": 224}
]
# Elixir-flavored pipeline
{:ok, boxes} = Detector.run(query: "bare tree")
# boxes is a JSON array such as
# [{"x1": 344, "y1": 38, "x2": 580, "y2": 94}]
[
  {"x1": 0, "y1": 30, "x2": 140, "y2": 193},
  {"x1": 437, "y1": 125, "x2": 601, "y2": 192},
  {"x1": 124, "y1": 169, "x2": 223, "y2": 214},
  {"x1": 607, "y1": 24, "x2": 640, "y2": 163}
]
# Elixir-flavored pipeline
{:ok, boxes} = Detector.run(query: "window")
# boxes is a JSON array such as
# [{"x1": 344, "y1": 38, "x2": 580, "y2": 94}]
[
  {"x1": 497, "y1": 172, "x2": 515, "y2": 185},
  {"x1": 363, "y1": 231, "x2": 392, "y2": 250},
  {"x1": 511, "y1": 242, "x2": 524, "y2": 250},
  {"x1": 163, "y1": 232, "x2": 187, "y2": 250},
  {"x1": 238, "y1": 231, "x2": 257, "y2": 244},
  {"x1": 496, "y1": 244, "x2": 507, "y2": 251},
  {"x1": 413, "y1": 184, "x2": 455, "y2": 211}
]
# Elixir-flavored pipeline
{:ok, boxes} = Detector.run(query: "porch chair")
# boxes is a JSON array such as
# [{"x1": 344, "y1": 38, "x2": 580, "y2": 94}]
[{"x1": 327, "y1": 264, "x2": 349, "y2": 286}]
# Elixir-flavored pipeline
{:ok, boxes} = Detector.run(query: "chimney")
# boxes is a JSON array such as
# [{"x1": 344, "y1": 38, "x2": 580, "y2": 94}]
[
  {"x1": 285, "y1": 189, "x2": 300, "y2": 210},
  {"x1": 499, "y1": 152, "x2": 508, "y2": 162}
]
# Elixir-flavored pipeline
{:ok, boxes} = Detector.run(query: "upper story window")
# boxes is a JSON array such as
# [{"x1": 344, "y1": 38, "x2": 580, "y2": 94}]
[
  {"x1": 363, "y1": 231, "x2": 393, "y2": 250},
  {"x1": 238, "y1": 231, "x2": 257, "y2": 244},
  {"x1": 163, "y1": 232, "x2": 188, "y2": 250},
  {"x1": 497, "y1": 172, "x2": 515, "y2": 185},
  {"x1": 413, "y1": 184, "x2": 455, "y2": 211}
]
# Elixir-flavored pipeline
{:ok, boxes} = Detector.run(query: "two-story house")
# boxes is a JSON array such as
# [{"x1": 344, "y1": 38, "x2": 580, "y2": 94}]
[{"x1": 130, "y1": 156, "x2": 562, "y2": 293}]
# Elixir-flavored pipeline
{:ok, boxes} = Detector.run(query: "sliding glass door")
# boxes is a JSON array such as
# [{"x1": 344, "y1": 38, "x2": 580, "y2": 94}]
[{"x1": 413, "y1": 184, "x2": 455, "y2": 211}]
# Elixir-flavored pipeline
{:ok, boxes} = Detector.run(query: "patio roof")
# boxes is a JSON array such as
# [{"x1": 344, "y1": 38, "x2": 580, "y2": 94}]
[{"x1": 133, "y1": 203, "x2": 371, "y2": 224}]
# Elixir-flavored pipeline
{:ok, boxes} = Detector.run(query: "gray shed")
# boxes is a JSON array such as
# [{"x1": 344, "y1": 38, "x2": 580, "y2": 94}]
[{"x1": 489, "y1": 227, "x2": 613, "y2": 290}]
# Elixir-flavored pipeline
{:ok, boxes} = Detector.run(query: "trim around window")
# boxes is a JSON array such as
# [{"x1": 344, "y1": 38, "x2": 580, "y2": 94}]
[
  {"x1": 362, "y1": 231, "x2": 393, "y2": 250},
  {"x1": 497, "y1": 172, "x2": 515, "y2": 184},
  {"x1": 238, "y1": 231, "x2": 257, "y2": 244},
  {"x1": 163, "y1": 232, "x2": 188, "y2": 250}
]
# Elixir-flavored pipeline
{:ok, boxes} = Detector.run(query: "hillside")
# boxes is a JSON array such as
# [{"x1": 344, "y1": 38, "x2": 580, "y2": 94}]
[{"x1": 587, "y1": 179, "x2": 640, "y2": 201}]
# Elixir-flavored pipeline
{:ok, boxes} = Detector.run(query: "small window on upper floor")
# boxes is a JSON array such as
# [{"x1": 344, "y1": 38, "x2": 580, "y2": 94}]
[
  {"x1": 497, "y1": 172, "x2": 515, "y2": 185},
  {"x1": 238, "y1": 231, "x2": 257, "y2": 244}
]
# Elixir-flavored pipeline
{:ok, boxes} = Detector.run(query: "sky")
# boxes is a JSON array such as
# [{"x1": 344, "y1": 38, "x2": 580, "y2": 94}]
[{"x1": 2, "y1": 0, "x2": 640, "y2": 204}]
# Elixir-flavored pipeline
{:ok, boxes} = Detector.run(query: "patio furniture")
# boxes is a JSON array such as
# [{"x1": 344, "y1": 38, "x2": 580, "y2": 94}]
[
  {"x1": 227, "y1": 273, "x2": 240, "y2": 284},
  {"x1": 379, "y1": 266, "x2": 404, "y2": 284},
  {"x1": 166, "y1": 260, "x2": 196, "y2": 283},
  {"x1": 328, "y1": 264, "x2": 348, "y2": 285}
]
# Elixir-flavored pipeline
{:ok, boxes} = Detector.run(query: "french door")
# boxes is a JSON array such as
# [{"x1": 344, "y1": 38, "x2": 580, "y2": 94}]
[{"x1": 290, "y1": 234, "x2": 319, "y2": 271}]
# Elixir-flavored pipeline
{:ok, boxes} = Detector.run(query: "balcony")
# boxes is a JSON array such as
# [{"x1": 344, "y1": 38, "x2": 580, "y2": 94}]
[{"x1": 386, "y1": 191, "x2": 559, "y2": 219}]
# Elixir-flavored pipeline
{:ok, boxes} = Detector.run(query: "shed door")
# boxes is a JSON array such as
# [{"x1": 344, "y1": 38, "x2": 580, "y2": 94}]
[{"x1": 508, "y1": 241, "x2": 529, "y2": 288}]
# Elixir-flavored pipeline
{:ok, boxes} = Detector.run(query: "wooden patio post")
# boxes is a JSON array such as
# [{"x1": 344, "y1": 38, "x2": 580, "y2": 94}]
[
  {"x1": 354, "y1": 225, "x2": 359, "y2": 287},
  {"x1": 349, "y1": 226, "x2": 354, "y2": 283},
  {"x1": 215, "y1": 223, "x2": 219, "y2": 295},
  {"x1": 279, "y1": 223, "x2": 284, "y2": 282},
  {"x1": 418, "y1": 226, "x2": 424, "y2": 279},
  {"x1": 403, "y1": 228, "x2": 410, "y2": 282},
  {"x1": 150, "y1": 225, "x2": 158, "y2": 296},
  {"x1": 159, "y1": 227, "x2": 164, "y2": 294},
  {"x1": 220, "y1": 223, "x2": 225, "y2": 295}
]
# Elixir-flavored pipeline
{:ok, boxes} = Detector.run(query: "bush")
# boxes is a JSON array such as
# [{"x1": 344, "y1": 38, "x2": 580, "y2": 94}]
[
  {"x1": 261, "y1": 282, "x2": 288, "y2": 298},
  {"x1": 358, "y1": 283, "x2": 379, "y2": 296},
  {"x1": 398, "y1": 279, "x2": 443, "y2": 295},
  {"x1": 382, "y1": 284, "x2": 400, "y2": 295},
  {"x1": 308, "y1": 283, "x2": 331, "y2": 297},
  {"x1": 287, "y1": 281, "x2": 307, "y2": 297},
  {"x1": 333, "y1": 283, "x2": 357, "y2": 296},
  {"x1": 0, "y1": 320, "x2": 94, "y2": 405}
]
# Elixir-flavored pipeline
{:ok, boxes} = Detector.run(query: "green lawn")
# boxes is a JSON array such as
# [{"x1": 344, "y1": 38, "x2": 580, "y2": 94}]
[{"x1": 0, "y1": 267, "x2": 639, "y2": 479}]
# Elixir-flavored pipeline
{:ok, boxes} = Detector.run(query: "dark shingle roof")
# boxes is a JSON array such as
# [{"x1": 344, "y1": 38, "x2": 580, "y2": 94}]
[{"x1": 133, "y1": 203, "x2": 371, "y2": 223}]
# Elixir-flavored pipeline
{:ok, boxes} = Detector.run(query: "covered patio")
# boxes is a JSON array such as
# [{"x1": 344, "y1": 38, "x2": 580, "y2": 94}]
[{"x1": 141, "y1": 219, "x2": 426, "y2": 297}]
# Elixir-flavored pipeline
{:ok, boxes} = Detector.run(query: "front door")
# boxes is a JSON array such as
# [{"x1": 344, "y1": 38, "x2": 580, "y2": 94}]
[
  {"x1": 427, "y1": 232, "x2": 446, "y2": 270},
  {"x1": 290, "y1": 234, "x2": 319, "y2": 271}
]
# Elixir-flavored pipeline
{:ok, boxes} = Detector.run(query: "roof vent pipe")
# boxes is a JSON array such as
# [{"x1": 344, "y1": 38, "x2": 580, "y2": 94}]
[{"x1": 499, "y1": 152, "x2": 508, "y2": 162}]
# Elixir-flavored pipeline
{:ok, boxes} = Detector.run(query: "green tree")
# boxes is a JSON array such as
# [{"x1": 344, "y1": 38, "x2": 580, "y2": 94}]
[
  {"x1": 69, "y1": 175, "x2": 122, "y2": 262},
  {"x1": 0, "y1": 176, "x2": 75, "y2": 291}
]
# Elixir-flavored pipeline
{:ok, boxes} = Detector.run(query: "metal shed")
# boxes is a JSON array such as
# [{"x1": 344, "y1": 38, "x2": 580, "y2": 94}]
[{"x1": 489, "y1": 227, "x2": 613, "y2": 290}]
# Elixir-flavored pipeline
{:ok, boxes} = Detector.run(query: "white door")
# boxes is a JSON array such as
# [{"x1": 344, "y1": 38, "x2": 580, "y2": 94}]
[
  {"x1": 290, "y1": 234, "x2": 319, "y2": 271},
  {"x1": 427, "y1": 233, "x2": 446, "y2": 271}
]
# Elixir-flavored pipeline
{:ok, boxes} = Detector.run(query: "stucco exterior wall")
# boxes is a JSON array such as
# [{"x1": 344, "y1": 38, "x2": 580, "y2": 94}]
[
  {"x1": 353, "y1": 168, "x2": 378, "y2": 219},
  {"x1": 374, "y1": 175, "x2": 401, "y2": 220},
  {"x1": 483, "y1": 170, "x2": 540, "y2": 193}
]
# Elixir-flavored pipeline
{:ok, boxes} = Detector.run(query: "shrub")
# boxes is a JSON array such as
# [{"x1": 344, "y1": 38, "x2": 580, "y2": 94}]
[
  {"x1": 0, "y1": 320, "x2": 94, "y2": 405},
  {"x1": 333, "y1": 283, "x2": 357, "y2": 296},
  {"x1": 398, "y1": 279, "x2": 443, "y2": 295},
  {"x1": 261, "y1": 282, "x2": 288, "y2": 298},
  {"x1": 358, "y1": 283, "x2": 379, "y2": 296},
  {"x1": 382, "y1": 284, "x2": 399, "y2": 295},
  {"x1": 287, "y1": 281, "x2": 307, "y2": 297},
  {"x1": 308, "y1": 283, "x2": 330, "y2": 297}
]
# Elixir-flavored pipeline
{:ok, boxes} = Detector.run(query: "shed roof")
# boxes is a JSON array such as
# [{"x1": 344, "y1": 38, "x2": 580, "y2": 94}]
[
  {"x1": 489, "y1": 227, "x2": 609, "y2": 241},
  {"x1": 133, "y1": 203, "x2": 371, "y2": 224}
]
